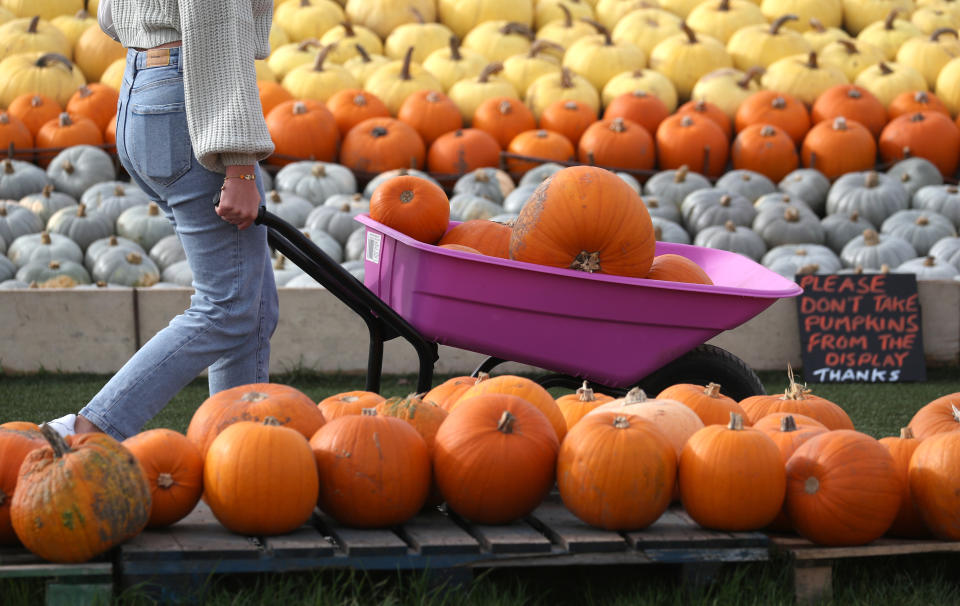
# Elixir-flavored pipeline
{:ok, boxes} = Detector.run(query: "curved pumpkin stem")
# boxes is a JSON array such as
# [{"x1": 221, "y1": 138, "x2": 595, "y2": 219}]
[
  {"x1": 448, "y1": 36, "x2": 462, "y2": 61},
  {"x1": 497, "y1": 410, "x2": 517, "y2": 434},
  {"x1": 39, "y1": 423, "x2": 71, "y2": 458},
  {"x1": 581, "y1": 18, "x2": 613, "y2": 45},
  {"x1": 674, "y1": 165, "x2": 690, "y2": 182},
  {"x1": 478, "y1": 62, "x2": 504, "y2": 83},
  {"x1": 727, "y1": 412, "x2": 744, "y2": 430},
  {"x1": 313, "y1": 44, "x2": 336, "y2": 71},
  {"x1": 354, "y1": 43, "x2": 372, "y2": 62},
  {"x1": 527, "y1": 39, "x2": 565, "y2": 57},
  {"x1": 400, "y1": 46, "x2": 415, "y2": 80},
  {"x1": 900, "y1": 427, "x2": 914, "y2": 439},
  {"x1": 558, "y1": 3, "x2": 573, "y2": 28},
  {"x1": 931, "y1": 27, "x2": 958, "y2": 42},
  {"x1": 884, "y1": 8, "x2": 900, "y2": 30},
  {"x1": 780, "y1": 415, "x2": 798, "y2": 432},
  {"x1": 770, "y1": 14, "x2": 798, "y2": 34},
  {"x1": 681, "y1": 21, "x2": 698, "y2": 44}
]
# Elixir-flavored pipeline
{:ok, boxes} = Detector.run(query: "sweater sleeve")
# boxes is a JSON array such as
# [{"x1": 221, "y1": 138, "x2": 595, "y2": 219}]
[{"x1": 179, "y1": 0, "x2": 275, "y2": 172}]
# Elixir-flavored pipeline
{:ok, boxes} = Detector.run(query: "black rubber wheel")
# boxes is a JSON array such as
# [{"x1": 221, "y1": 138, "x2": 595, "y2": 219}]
[{"x1": 633, "y1": 344, "x2": 766, "y2": 401}]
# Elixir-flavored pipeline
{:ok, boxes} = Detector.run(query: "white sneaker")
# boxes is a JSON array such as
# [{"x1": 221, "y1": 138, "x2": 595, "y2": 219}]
[{"x1": 43, "y1": 414, "x2": 77, "y2": 438}]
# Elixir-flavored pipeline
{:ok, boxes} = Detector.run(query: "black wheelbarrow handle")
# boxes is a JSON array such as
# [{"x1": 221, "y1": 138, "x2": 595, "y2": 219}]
[{"x1": 254, "y1": 208, "x2": 438, "y2": 394}]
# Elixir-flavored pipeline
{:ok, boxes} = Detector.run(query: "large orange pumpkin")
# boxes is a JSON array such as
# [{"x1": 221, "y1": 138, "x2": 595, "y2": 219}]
[
  {"x1": 539, "y1": 99, "x2": 598, "y2": 148},
  {"x1": 186, "y1": 382, "x2": 326, "y2": 458},
  {"x1": 456, "y1": 374, "x2": 567, "y2": 441},
  {"x1": 577, "y1": 117, "x2": 655, "y2": 171},
  {"x1": 433, "y1": 394, "x2": 559, "y2": 524},
  {"x1": 6, "y1": 93, "x2": 61, "y2": 137},
  {"x1": 655, "y1": 113, "x2": 729, "y2": 178},
  {"x1": 909, "y1": 430, "x2": 960, "y2": 540},
  {"x1": 752, "y1": 412, "x2": 827, "y2": 432},
  {"x1": 509, "y1": 165, "x2": 655, "y2": 278},
  {"x1": 0, "y1": 427, "x2": 46, "y2": 545},
  {"x1": 427, "y1": 128, "x2": 501, "y2": 174},
  {"x1": 265, "y1": 99, "x2": 340, "y2": 165},
  {"x1": 205, "y1": 418, "x2": 319, "y2": 535},
  {"x1": 676, "y1": 99, "x2": 733, "y2": 142},
  {"x1": 122, "y1": 428, "x2": 204, "y2": 528},
  {"x1": 879, "y1": 427, "x2": 930, "y2": 538},
  {"x1": 11, "y1": 427, "x2": 151, "y2": 563},
  {"x1": 731, "y1": 123, "x2": 799, "y2": 183},
  {"x1": 258, "y1": 80, "x2": 295, "y2": 119},
  {"x1": 740, "y1": 368, "x2": 854, "y2": 430},
  {"x1": 437, "y1": 219, "x2": 511, "y2": 258},
  {"x1": 658, "y1": 382, "x2": 747, "y2": 426},
  {"x1": 311, "y1": 409, "x2": 431, "y2": 527},
  {"x1": 603, "y1": 91, "x2": 670, "y2": 140},
  {"x1": 645, "y1": 253, "x2": 713, "y2": 285},
  {"x1": 317, "y1": 390, "x2": 385, "y2": 421},
  {"x1": 908, "y1": 392, "x2": 960, "y2": 439},
  {"x1": 801, "y1": 116, "x2": 877, "y2": 180},
  {"x1": 326, "y1": 88, "x2": 391, "y2": 138},
  {"x1": 757, "y1": 415, "x2": 828, "y2": 531},
  {"x1": 878, "y1": 111, "x2": 960, "y2": 178},
  {"x1": 36, "y1": 112, "x2": 103, "y2": 166},
  {"x1": 558, "y1": 411, "x2": 676, "y2": 530},
  {"x1": 887, "y1": 90, "x2": 950, "y2": 121},
  {"x1": 555, "y1": 381, "x2": 615, "y2": 432},
  {"x1": 368, "y1": 174, "x2": 450, "y2": 244},
  {"x1": 785, "y1": 430, "x2": 901, "y2": 545},
  {"x1": 679, "y1": 413, "x2": 786, "y2": 531},
  {"x1": 340, "y1": 116, "x2": 426, "y2": 173},
  {"x1": 811, "y1": 84, "x2": 888, "y2": 139},
  {"x1": 735, "y1": 90, "x2": 810, "y2": 145},
  {"x1": 397, "y1": 89, "x2": 463, "y2": 147},
  {"x1": 65, "y1": 83, "x2": 120, "y2": 133}
]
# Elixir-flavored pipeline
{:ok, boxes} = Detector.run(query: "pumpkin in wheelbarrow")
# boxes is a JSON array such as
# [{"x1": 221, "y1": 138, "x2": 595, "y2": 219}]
[{"x1": 509, "y1": 165, "x2": 656, "y2": 278}]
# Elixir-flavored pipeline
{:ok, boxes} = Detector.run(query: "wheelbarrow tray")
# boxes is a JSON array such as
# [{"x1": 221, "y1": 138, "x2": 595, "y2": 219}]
[{"x1": 356, "y1": 214, "x2": 802, "y2": 388}]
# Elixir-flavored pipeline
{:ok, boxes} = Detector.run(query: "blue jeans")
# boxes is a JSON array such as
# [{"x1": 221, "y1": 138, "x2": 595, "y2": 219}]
[{"x1": 80, "y1": 48, "x2": 279, "y2": 439}]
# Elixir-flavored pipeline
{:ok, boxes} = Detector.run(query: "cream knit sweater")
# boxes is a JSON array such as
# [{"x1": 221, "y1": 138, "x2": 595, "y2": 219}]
[{"x1": 111, "y1": 0, "x2": 275, "y2": 173}]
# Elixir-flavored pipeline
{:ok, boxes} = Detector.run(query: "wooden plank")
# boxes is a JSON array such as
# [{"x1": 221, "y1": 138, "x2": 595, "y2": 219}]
[
  {"x1": 770, "y1": 535, "x2": 960, "y2": 561},
  {"x1": 394, "y1": 510, "x2": 481, "y2": 555},
  {"x1": 626, "y1": 509, "x2": 735, "y2": 550},
  {"x1": 0, "y1": 562, "x2": 112, "y2": 579},
  {"x1": 458, "y1": 518, "x2": 553, "y2": 554},
  {"x1": 262, "y1": 523, "x2": 337, "y2": 558},
  {"x1": 525, "y1": 501, "x2": 627, "y2": 554},
  {"x1": 314, "y1": 513, "x2": 408, "y2": 557},
  {"x1": 794, "y1": 564, "x2": 833, "y2": 605},
  {"x1": 124, "y1": 502, "x2": 261, "y2": 561}
]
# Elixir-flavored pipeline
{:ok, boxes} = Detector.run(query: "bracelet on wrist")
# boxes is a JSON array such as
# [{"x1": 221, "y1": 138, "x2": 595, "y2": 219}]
[{"x1": 224, "y1": 173, "x2": 256, "y2": 181}]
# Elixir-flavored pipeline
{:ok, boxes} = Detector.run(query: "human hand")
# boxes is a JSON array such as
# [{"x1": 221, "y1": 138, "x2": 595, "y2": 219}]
[{"x1": 216, "y1": 172, "x2": 260, "y2": 230}]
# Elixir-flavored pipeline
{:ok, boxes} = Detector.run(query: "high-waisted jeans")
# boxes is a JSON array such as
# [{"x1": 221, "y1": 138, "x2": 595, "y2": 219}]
[{"x1": 80, "y1": 47, "x2": 279, "y2": 440}]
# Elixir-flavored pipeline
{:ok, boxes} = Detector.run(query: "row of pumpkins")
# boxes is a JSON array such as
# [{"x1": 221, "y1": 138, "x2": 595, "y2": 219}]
[{"x1": 2, "y1": 368, "x2": 960, "y2": 564}]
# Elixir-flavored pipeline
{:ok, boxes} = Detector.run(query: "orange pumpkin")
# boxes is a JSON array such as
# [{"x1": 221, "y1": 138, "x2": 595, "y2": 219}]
[
  {"x1": 907, "y1": 392, "x2": 960, "y2": 439},
  {"x1": 11, "y1": 427, "x2": 151, "y2": 563},
  {"x1": 0, "y1": 422, "x2": 40, "y2": 431},
  {"x1": 577, "y1": 117, "x2": 655, "y2": 171},
  {"x1": 340, "y1": 116, "x2": 426, "y2": 173},
  {"x1": 539, "y1": 99, "x2": 598, "y2": 148},
  {"x1": 104, "y1": 113, "x2": 117, "y2": 147},
  {"x1": 423, "y1": 375, "x2": 479, "y2": 410},
  {"x1": 731, "y1": 123, "x2": 800, "y2": 183},
  {"x1": 311, "y1": 409, "x2": 430, "y2": 527},
  {"x1": 757, "y1": 415, "x2": 828, "y2": 531},
  {"x1": 0, "y1": 427, "x2": 46, "y2": 545},
  {"x1": 655, "y1": 113, "x2": 729, "y2": 178},
  {"x1": 645, "y1": 253, "x2": 713, "y2": 285},
  {"x1": 679, "y1": 413, "x2": 786, "y2": 531},
  {"x1": 505, "y1": 128, "x2": 575, "y2": 174},
  {"x1": 456, "y1": 374, "x2": 567, "y2": 441},
  {"x1": 558, "y1": 410, "x2": 676, "y2": 530},
  {"x1": 658, "y1": 382, "x2": 747, "y2": 426},
  {"x1": 878, "y1": 111, "x2": 960, "y2": 179},
  {"x1": 740, "y1": 368, "x2": 854, "y2": 430},
  {"x1": 0, "y1": 112, "x2": 33, "y2": 161},
  {"x1": 186, "y1": 382, "x2": 327, "y2": 458},
  {"x1": 397, "y1": 90, "x2": 463, "y2": 147},
  {"x1": 122, "y1": 428, "x2": 203, "y2": 528},
  {"x1": 878, "y1": 427, "x2": 930, "y2": 538},
  {"x1": 887, "y1": 90, "x2": 950, "y2": 121},
  {"x1": 433, "y1": 394, "x2": 559, "y2": 524},
  {"x1": 677, "y1": 99, "x2": 733, "y2": 141},
  {"x1": 908, "y1": 430, "x2": 960, "y2": 540},
  {"x1": 811, "y1": 84, "x2": 888, "y2": 139},
  {"x1": 326, "y1": 88, "x2": 390, "y2": 138},
  {"x1": 440, "y1": 243, "x2": 480, "y2": 253},
  {"x1": 473, "y1": 96, "x2": 537, "y2": 148},
  {"x1": 265, "y1": 99, "x2": 340, "y2": 166},
  {"x1": 427, "y1": 128, "x2": 501, "y2": 174},
  {"x1": 438, "y1": 219, "x2": 511, "y2": 258},
  {"x1": 205, "y1": 418, "x2": 318, "y2": 535},
  {"x1": 555, "y1": 381, "x2": 615, "y2": 432},
  {"x1": 316, "y1": 390, "x2": 385, "y2": 421},
  {"x1": 369, "y1": 174, "x2": 450, "y2": 243},
  {"x1": 258, "y1": 80, "x2": 295, "y2": 119},
  {"x1": 800, "y1": 116, "x2": 877, "y2": 180},
  {"x1": 36, "y1": 112, "x2": 103, "y2": 166},
  {"x1": 509, "y1": 165, "x2": 656, "y2": 277},
  {"x1": 375, "y1": 394, "x2": 449, "y2": 458},
  {"x1": 7, "y1": 93, "x2": 61, "y2": 137},
  {"x1": 785, "y1": 430, "x2": 901, "y2": 545},
  {"x1": 603, "y1": 91, "x2": 670, "y2": 140},
  {"x1": 752, "y1": 412, "x2": 827, "y2": 432},
  {"x1": 65, "y1": 83, "x2": 120, "y2": 133},
  {"x1": 735, "y1": 90, "x2": 810, "y2": 145}
]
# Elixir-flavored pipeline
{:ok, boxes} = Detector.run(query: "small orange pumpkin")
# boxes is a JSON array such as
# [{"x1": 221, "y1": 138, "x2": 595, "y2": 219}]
[
  {"x1": 326, "y1": 88, "x2": 390, "y2": 138},
  {"x1": 0, "y1": 427, "x2": 46, "y2": 545},
  {"x1": 122, "y1": 428, "x2": 203, "y2": 528},
  {"x1": 645, "y1": 253, "x2": 713, "y2": 285},
  {"x1": 369, "y1": 174, "x2": 450, "y2": 243},
  {"x1": 397, "y1": 90, "x2": 463, "y2": 147},
  {"x1": 811, "y1": 84, "x2": 888, "y2": 139},
  {"x1": 908, "y1": 430, "x2": 960, "y2": 540},
  {"x1": 554, "y1": 381, "x2": 615, "y2": 432},
  {"x1": 340, "y1": 116, "x2": 427, "y2": 173},
  {"x1": 907, "y1": 392, "x2": 960, "y2": 439},
  {"x1": 7, "y1": 93, "x2": 62, "y2": 137},
  {"x1": 735, "y1": 90, "x2": 810, "y2": 145},
  {"x1": 677, "y1": 99, "x2": 733, "y2": 141},
  {"x1": 65, "y1": 83, "x2": 120, "y2": 133},
  {"x1": 265, "y1": 99, "x2": 340, "y2": 165},
  {"x1": 731, "y1": 123, "x2": 799, "y2": 183},
  {"x1": 603, "y1": 91, "x2": 670, "y2": 140},
  {"x1": 740, "y1": 367, "x2": 854, "y2": 430},
  {"x1": 317, "y1": 390, "x2": 385, "y2": 421},
  {"x1": 258, "y1": 80, "x2": 295, "y2": 119},
  {"x1": 36, "y1": 112, "x2": 103, "y2": 166},
  {"x1": 473, "y1": 96, "x2": 537, "y2": 148},
  {"x1": 878, "y1": 111, "x2": 960, "y2": 179},
  {"x1": 437, "y1": 219, "x2": 511, "y2": 258},
  {"x1": 577, "y1": 117, "x2": 655, "y2": 171},
  {"x1": 456, "y1": 374, "x2": 567, "y2": 442},
  {"x1": 887, "y1": 90, "x2": 950, "y2": 121},
  {"x1": 0, "y1": 112, "x2": 33, "y2": 161},
  {"x1": 655, "y1": 113, "x2": 729, "y2": 178},
  {"x1": 800, "y1": 116, "x2": 877, "y2": 180},
  {"x1": 506, "y1": 128, "x2": 575, "y2": 174},
  {"x1": 427, "y1": 128, "x2": 501, "y2": 174},
  {"x1": 538, "y1": 99, "x2": 598, "y2": 148},
  {"x1": 658, "y1": 382, "x2": 747, "y2": 426},
  {"x1": 878, "y1": 427, "x2": 930, "y2": 538},
  {"x1": 423, "y1": 375, "x2": 480, "y2": 410},
  {"x1": 757, "y1": 415, "x2": 828, "y2": 531}
]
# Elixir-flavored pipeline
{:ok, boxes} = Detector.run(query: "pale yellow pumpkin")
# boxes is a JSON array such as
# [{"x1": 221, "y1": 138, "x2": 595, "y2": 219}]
[
  {"x1": 819, "y1": 38, "x2": 887, "y2": 80},
  {"x1": 274, "y1": 0, "x2": 345, "y2": 43},
  {"x1": 2, "y1": 0, "x2": 81, "y2": 20},
  {"x1": 448, "y1": 63, "x2": 519, "y2": 123},
  {"x1": 364, "y1": 47, "x2": 445, "y2": 115},
  {"x1": 384, "y1": 16, "x2": 456, "y2": 64},
  {"x1": 855, "y1": 60, "x2": 928, "y2": 106},
  {"x1": 342, "y1": 45, "x2": 391, "y2": 87},
  {"x1": 934, "y1": 53, "x2": 960, "y2": 114},
  {"x1": 602, "y1": 68, "x2": 679, "y2": 111},
  {"x1": 911, "y1": 5, "x2": 959, "y2": 33},
  {"x1": 269, "y1": 23, "x2": 291, "y2": 52},
  {"x1": 595, "y1": 0, "x2": 657, "y2": 29},
  {"x1": 268, "y1": 39, "x2": 325, "y2": 81},
  {"x1": 687, "y1": 0, "x2": 767, "y2": 44},
  {"x1": 50, "y1": 7, "x2": 96, "y2": 52},
  {"x1": 0, "y1": 51, "x2": 86, "y2": 108},
  {"x1": 535, "y1": 0, "x2": 594, "y2": 30},
  {"x1": 726, "y1": 15, "x2": 815, "y2": 70},
  {"x1": 659, "y1": 0, "x2": 712, "y2": 18},
  {"x1": 0, "y1": 16, "x2": 71, "y2": 62},
  {"x1": 896, "y1": 27, "x2": 960, "y2": 88},
  {"x1": 857, "y1": 9, "x2": 925, "y2": 59},
  {"x1": 611, "y1": 8, "x2": 684, "y2": 57},
  {"x1": 842, "y1": 0, "x2": 917, "y2": 36},
  {"x1": 761, "y1": 0, "x2": 844, "y2": 31},
  {"x1": 501, "y1": 41, "x2": 564, "y2": 97},
  {"x1": 318, "y1": 22, "x2": 383, "y2": 64},
  {"x1": 281, "y1": 44, "x2": 360, "y2": 102},
  {"x1": 761, "y1": 51, "x2": 849, "y2": 105},
  {"x1": 536, "y1": 4, "x2": 597, "y2": 58},
  {"x1": 255, "y1": 59, "x2": 276, "y2": 83},
  {"x1": 525, "y1": 66, "x2": 600, "y2": 119},
  {"x1": 438, "y1": 0, "x2": 533, "y2": 39},
  {"x1": 691, "y1": 67, "x2": 763, "y2": 119},
  {"x1": 0, "y1": 6, "x2": 14, "y2": 26},
  {"x1": 562, "y1": 21, "x2": 647, "y2": 92},
  {"x1": 422, "y1": 37, "x2": 488, "y2": 92},
  {"x1": 649, "y1": 23, "x2": 734, "y2": 101},
  {"x1": 72, "y1": 20, "x2": 125, "y2": 82},
  {"x1": 99, "y1": 56, "x2": 125, "y2": 90},
  {"x1": 345, "y1": 0, "x2": 436, "y2": 39},
  {"x1": 803, "y1": 17, "x2": 854, "y2": 51},
  {"x1": 463, "y1": 20, "x2": 536, "y2": 63}
]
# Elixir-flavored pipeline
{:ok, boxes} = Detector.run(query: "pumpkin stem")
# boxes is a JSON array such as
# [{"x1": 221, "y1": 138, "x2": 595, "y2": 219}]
[
  {"x1": 780, "y1": 415, "x2": 798, "y2": 432},
  {"x1": 355, "y1": 43, "x2": 371, "y2": 62},
  {"x1": 126, "y1": 252, "x2": 142, "y2": 265},
  {"x1": 400, "y1": 46, "x2": 414, "y2": 80},
  {"x1": 340, "y1": 21, "x2": 356, "y2": 37},
  {"x1": 879, "y1": 62, "x2": 893, "y2": 75},
  {"x1": 809, "y1": 17, "x2": 825, "y2": 33},
  {"x1": 560, "y1": 67, "x2": 575, "y2": 89},
  {"x1": 39, "y1": 423, "x2": 71, "y2": 458},
  {"x1": 681, "y1": 21, "x2": 698, "y2": 44},
  {"x1": 570, "y1": 250, "x2": 601, "y2": 272},
  {"x1": 76, "y1": 203, "x2": 86, "y2": 217},
  {"x1": 559, "y1": 3, "x2": 573, "y2": 27},
  {"x1": 410, "y1": 6, "x2": 425, "y2": 24},
  {"x1": 900, "y1": 427, "x2": 914, "y2": 439},
  {"x1": 952, "y1": 404, "x2": 960, "y2": 422},
  {"x1": 262, "y1": 416, "x2": 282, "y2": 425},
  {"x1": 770, "y1": 14, "x2": 798, "y2": 34},
  {"x1": 497, "y1": 410, "x2": 517, "y2": 434},
  {"x1": 576, "y1": 381, "x2": 597, "y2": 402},
  {"x1": 784, "y1": 207, "x2": 800, "y2": 222},
  {"x1": 704, "y1": 382, "x2": 722, "y2": 398},
  {"x1": 399, "y1": 189, "x2": 415, "y2": 203},
  {"x1": 313, "y1": 44, "x2": 335, "y2": 71},
  {"x1": 448, "y1": 36, "x2": 463, "y2": 61},
  {"x1": 727, "y1": 412, "x2": 743, "y2": 430},
  {"x1": 499, "y1": 22, "x2": 535, "y2": 40},
  {"x1": 527, "y1": 39, "x2": 565, "y2": 57},
  {"x1": 624, "y1": 387, "x2": 647, "y2": 404},
  {"x1": 582, "y1": 18, "x2": 613, "y2": 45},
  {"x1": 610, "y1": 117, "x2": 627, "y2": 132},
  {"x1": 613, "y1": 415, "x2": 630, "y2": 429},
  {"x1": 157, "y1": 472, "x2": 175, "y2": 489},
  {"x1": 41, "y1": 231, "x2": 52, "y2": 245},
  {"x1": 931, "y1": 27, "x2": 958, "y2": 41},
  {"x1": 738, "y1": 67, "x2": 765, "y2": 88},
  {"x1": 884, "y1": 8, "x2": 900, "y2": 30},
  {"x1": 478, "y1": 62, "x2": 504, "y2": 83},
  {"x1": 674, "y1": 165, "x2": 689, "y2": 182},
  {"x1": 28, "y1": 15, "x2": 40, "y2": 33},
  {"x1": 148, "y1": 202, "x2": 160, "y2": 216},
  {"x1": 719, "y1": 194, "x2": 731, "y2": 207},
  {"x1": 804, "y1": 476, "x2": 820, "y2": 494},
  {"x1": 806, "y1": 52, "x2": 818, "y2": 69},
  {"x1": 837, "y1": 39, "x2": 859, "y2": 55},
  {"x1": 311, "y1": 163, "x2": 327, "y2": 177},
  {"x1": 724, "y1": 220, "x2": 737, "y2": 232},
  {"x1": 654, "y1": 225, "x2": 663, "y2": 240},
  {"x1": 240, "y1": 391, "x2": 269, "y2": 402},
  {"x1": 864, "y1": 171, "x2": 879, "y2": 188}
]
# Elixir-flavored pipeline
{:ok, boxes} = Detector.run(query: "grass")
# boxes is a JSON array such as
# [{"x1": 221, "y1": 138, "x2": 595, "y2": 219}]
[{"x1": 2, "y1": 367, "x2": 960, "y2": 605}]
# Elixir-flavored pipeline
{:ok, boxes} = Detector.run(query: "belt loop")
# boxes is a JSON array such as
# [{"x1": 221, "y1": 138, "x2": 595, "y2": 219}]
[{"x1": 178, "y1": 48, "x2": 183, "y2": 73}]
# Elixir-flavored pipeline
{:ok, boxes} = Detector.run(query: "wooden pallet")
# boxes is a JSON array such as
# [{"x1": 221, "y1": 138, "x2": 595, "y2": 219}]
[
  {"x1": 770, "y1": 534, "x2": 960, "y2": 605},
  {"x1": 0, "y1": 546, "x2": 113, "y2": 606}
]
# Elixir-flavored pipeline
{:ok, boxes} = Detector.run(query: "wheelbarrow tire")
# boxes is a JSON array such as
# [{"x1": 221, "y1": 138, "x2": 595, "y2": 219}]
[{"x1": 635, "y1": 344, "x2": 766, "y2": 401}]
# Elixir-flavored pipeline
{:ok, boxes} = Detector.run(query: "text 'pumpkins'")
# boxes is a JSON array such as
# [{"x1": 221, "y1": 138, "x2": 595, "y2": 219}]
[{"x1": 509, "y1": 166, "x2": 655, "y2": 278}]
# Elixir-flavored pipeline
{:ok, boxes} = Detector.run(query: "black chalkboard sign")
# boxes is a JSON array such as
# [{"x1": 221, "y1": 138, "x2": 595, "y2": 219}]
[{"x1": 796, "y1": 273, "x2": 926, "y2": 383}]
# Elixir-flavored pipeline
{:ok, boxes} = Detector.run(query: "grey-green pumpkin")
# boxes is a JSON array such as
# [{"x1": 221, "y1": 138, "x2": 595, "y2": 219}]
[
  {"x1": 16, "y1": 259, "x2": 91, "y2": 287},
  {"x1": 271, "y1": 254, "x2": 305, "y2": 286},
  {"x1": 86, "y1": 235, "x2": 147, "y2": 273},
  {"x1": 715, "y1": 170, "x2": 778, "y2": 202},
  {"x1": 449, "y1": 193, "x2": 504, "y2": 221},
  {"x1": 693, "y1": 220, "x2": 767, "y2": 261},
  {"x1": 46, "y1": 145, "x2": 117, "y2": 198},
  {"x1": 340, "y1": 259, "x2": 365, "y2": 282},
  {"x1": 840, "y1": 229, "x2": 917, "y2": 269},
  {"x1": 19, "y1": 184, "x2": 77, "y2": 224},
  {"x1": 912, "y1": 184, "x2": 960, "y2": 229},
  {"x1": 886, "y1": 157, "x2": 943, "y2": 199},
  {"x1": 161, "y1": 259, "x2": 193, "y2": 287},
  {"x1": 305, "y1": 203, "x2": 362, "y2": 245},
  {"x1": 0, "y1": 200, "x2": 44, "y2": 244},
  {"x1": 88, "y1": 183, "x2": 152, "y2": 225},
  {"x1": 343, "y1": 226, "x2": 366, "y2": 262},
  {"x1": 80, "y1": 181, "x2": 147, "y2": 207},
  {"x1": 264, "y1": 189, "x2": 314, "y2": 227},
  {"x1": 275, "y1": 161, "x2": 358, "y2": 205},
  {"x1": 778, "y1": 168, "x2": 830, "y2": 216},
  {"x1": 147, "y1": 234, "x2": 185, "y2": 272},
  {"x1": 821, "y1": 211, "x2": 876, "y2": 254},
  {"x1": 930, "y1": 236, "x2": 960, "y2": 270},
  {"x1": 753, "y1": 206, "x2": 826, "y2": 248},
  {"x1": 518, "y1": 162, "x2": 565, "y2": 188},
  {"x1": 0, "y1": 158, "x2": 50, "y2": 200},
  {"x1": 503, "y1": 183, "x2": 538, "y2": 214},
  {"x1": 652, "y1": 216, "x2": 692, "y2": 245},
  {"x1": 895, "y1": 255, "x2": 960, "y2": 279},
  {"x1": 762, "y1": 244, "x2": 842, "y2": 278},
  {"x1": 0, "y1": 255, "x2": 15, "y2": 281},
  {"x1": 616, "y1": 172, "x2": 642, "y2": 195},
  {"x1": 91, "y1": 249, "x2": 160, "y2": 286},
  {"x1": 825, "y1": 171, "x2": 910, "y2": 227},
  {"x1": 681, "y1": 189, "x2": 757, "y2": 235},
  {"x1": 46, "y1": 203, "x2": 114, "y2": 252},
  {"x1": 453, "y1": 167, "x2": 510, "y2": 203},
  {"x1": 880, "y1": 209, "x2": 957, "y2": 256},
  {"x1": 644, "y1": 165, "x2": 712, "y2": 208},
  {"x1": 7, "y1": 230, "x2": 83, "y2": 268},
  {"x1": 642, "y1": 195, "x2": 682, "y2": 223},
  {"x1": 116, "y1": 202, "x2": 175, "y2": 251},
  {"x1": 299, "y1": 227, "x2": 344, "y2": 263},
  {"x1": 753, "y1": 192, "x2": 813, "y2": 215}
]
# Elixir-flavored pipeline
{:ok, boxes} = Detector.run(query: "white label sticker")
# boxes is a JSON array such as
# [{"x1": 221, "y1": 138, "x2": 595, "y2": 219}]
[{"x1": 365, "y1": 231, "x2": 382, "y2": 264}]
